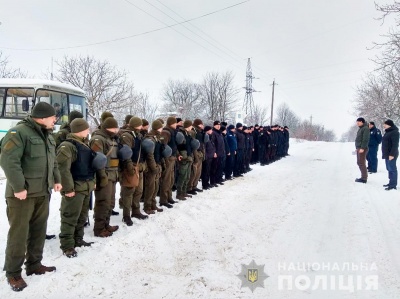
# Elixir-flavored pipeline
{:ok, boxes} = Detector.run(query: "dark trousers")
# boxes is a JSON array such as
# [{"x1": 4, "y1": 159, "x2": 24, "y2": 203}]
[
  {"x1": 224, "y1": 154, "x2": 234, "y2": 178},
  {"x1": 59, "y1": 192, "x2": 90, "y2": 250},
  {"x1": 385, "y1": 158, "x2": 398, "y2": 187},
  {"x1": 216, "y1": 156, "x2": 224, "y2": 183},
  {"x1": 4, "y1": 195, "x2": 49, "y2": 278},
  {"x1": 235, "y1": 149, "x2": 244, "y2": 175},
  {"x1": 356, "y1": 148, "x2": 369, "y2": 180},
  {"x1": 367, "y1": 145, "x2": 379, "y2": 172},
  {"x1": 202, "y1": 158, "x2": 212, "y2": 187},
  {"x1": 259, "y1": 145, "x2": 266, "y2": 164},
  {"x1": 210, "y1": 157, "x2": 218, "y2": 185}
]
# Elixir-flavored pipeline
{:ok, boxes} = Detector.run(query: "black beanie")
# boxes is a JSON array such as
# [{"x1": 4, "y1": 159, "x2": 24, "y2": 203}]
[
  {"x1": 356, "y1": 117, "x2": 365, "y2": 123},
  {"x1": 69, "y1": 110, "x2": 83, "y2": 123},
  {"x1": 213, "y1": 120, "x2": 221, "y2": 126},
  {"x1": 384, "y1": 119, "x2": 395, "y2": 127},
  {"x1": 204, "y1": 125, "x2": 212, "y2": 132},
  {"x1": 236, "y1": 122, "x2": 243, "y2": 129},
  {"x1": 101, "y1": 111, "x2": 114, "y2": 123},
  {"x1": 31, "y1": 102, "x2": 56, "y2": 118},
  {"x1": 142, "y1": 119, "x2": 149, "y2": 126},
  {"x1": 176, "y1": 117, "x2": 182, "y2": 123},
  {"x1": 124, "y1": 114, "x2": 133, "y2": 124},
  {"x1": 228, "y1": 124, "x2": 235, "y2": 130}
]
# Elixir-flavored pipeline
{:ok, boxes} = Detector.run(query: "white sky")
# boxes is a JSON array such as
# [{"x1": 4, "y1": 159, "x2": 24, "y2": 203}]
[{"x1": 0, "y1": 0, "x2": 395, "y2": 136}]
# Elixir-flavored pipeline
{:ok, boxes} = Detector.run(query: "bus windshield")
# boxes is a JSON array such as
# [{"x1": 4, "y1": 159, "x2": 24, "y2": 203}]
[{"x1": 35, "y1": 89, "x2": 86, "y2": 125}]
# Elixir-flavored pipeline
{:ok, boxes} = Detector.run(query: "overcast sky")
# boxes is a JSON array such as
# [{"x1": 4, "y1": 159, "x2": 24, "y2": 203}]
[{"x1": 0, "y1": 0, "x2": 395, "y2": 136}]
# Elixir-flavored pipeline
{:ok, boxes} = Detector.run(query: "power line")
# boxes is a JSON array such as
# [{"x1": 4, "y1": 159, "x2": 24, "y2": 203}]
[{"x1": 0, "y1": 0, "x2": 250, "y2": 51}]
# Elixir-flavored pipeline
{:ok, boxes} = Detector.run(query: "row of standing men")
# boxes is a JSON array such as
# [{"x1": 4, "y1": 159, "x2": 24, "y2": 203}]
[{"x1": 0, "y1": 102, "x2": 289, "y2": 291}]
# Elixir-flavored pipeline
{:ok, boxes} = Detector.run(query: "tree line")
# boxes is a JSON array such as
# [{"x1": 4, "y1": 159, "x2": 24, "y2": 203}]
[
  {"x1": 1, "y1": 52, "x2": 336, "y2": 141},
  {"x1": 348, "y1": 2, "x2": 400, "y2": 141}
]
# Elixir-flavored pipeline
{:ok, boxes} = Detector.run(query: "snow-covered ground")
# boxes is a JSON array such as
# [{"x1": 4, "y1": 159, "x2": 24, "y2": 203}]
[{"x1": 0, "y1": 140, "x2": 400, "y2": 299}]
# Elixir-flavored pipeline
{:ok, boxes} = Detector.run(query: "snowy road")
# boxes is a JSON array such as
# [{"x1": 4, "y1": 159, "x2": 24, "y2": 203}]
[{"x1": 0, "y1": 140, "x2": 400, "y2": 298}]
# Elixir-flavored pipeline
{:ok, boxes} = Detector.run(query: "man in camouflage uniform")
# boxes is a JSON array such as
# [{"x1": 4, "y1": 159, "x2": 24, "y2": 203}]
[
  {"x1": 57, "y1": 119, "x2": 98, "y2": 257},
  {"x1": 0, "y1": 102, "x2": 62, "y2": 292},
  {"x1": 119, "y1": 117, "x2": 149, "y2": 224},
  {"x1": 176, "y1": 120, "x2": 195, "y2": 200},
  {"x1": 187, "y1": 119, "x2": 205, "y2": 194},
  {"x1": 90, "y1": 117, "x2": 120, "y2": 237},
  {"x1": 142, "y1": 120, "x2": 165, "y2": 214},
  {"x1": 54, "y1": 110, "x2": 84, "y2": 147},
  {"x1": 160, "y1": 116, "x2": 178, "y2": 208}
]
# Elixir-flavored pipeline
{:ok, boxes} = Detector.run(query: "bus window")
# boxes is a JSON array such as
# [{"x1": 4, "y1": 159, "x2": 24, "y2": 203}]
[
  {"x1": 36, "y1": 89, "x2": 68, "y2": 124},
  {"x1": 69, "y1": 94, "x2": 86, "y2": 119},
  {"x1": 0, "y1": 88, "x2": 5, "y2": 116},
  {"x1": 5, "y1": 88, "x2": 34, "y2": 118}
]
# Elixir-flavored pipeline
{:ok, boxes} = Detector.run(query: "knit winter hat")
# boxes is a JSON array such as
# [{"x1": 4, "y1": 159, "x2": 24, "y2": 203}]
[
  {"x1": 204, "y1": 125, "x2": 212, "y2": 132},
  {"x1": 157, "y1": 118, "x2": 165, "y2": 125},
  {"x1": 384, "y1": 119, "x2": 395, "y2": 127},
  {"x1": 152, "y1": 120, "x2": 163, "y2": 130},
  {"x1": 167, "y1": 116, "x2": 177, "y2": 126},
  {"x1": 356, "y1": 117, "x2": 365, "y2": 123},
  {"x1": 221, "y1": 125, "x2": 226, "y2": 132},
  {"x1": 31, "y1": 102, "x2": 56, "y2": 118},
  {"x1": 236, "y1": 122, "x2": 243, "y2": 129},
  {"x1": 193, "y1": 118, "x2": 203, "y2": 126},
  {"x1": 69, "y1": 110, "x2": 83, "y2": 123},
  {"x1": 176, "y1": 117, "x2": 182, "y2": 123},
  {"x1": 142, "y1": 119, "x2": 149, "y2": 126},
  {"x1": 228, "y1": 124, "x2": 235, "y2": 130},
  {"x1": 213, "y1": 120, "x2": 221, "y2": 126},
  {"x1": 70, "y1": 118, "x2": 89, "y2": 133},
  {"x1": 129, "y1": 117, "x2": 142, "y2": 128},
  {"x1": 102, "y1": 117, "x2": 119, "y2": 129},
  {"x1": 124, "y1": 114, "x2": 133, "y2": 124},
  {"x1": 101, "y1": 111, "x2": 114, "y2": 123},
  {"x1": 183, "y1": 120, "x2": 193, "y2": 128}
]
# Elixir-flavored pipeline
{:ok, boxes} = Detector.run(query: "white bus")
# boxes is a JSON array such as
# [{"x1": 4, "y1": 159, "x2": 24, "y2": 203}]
[{"x1": 0, "y1": 79, "x2": 86, "y2": 138}]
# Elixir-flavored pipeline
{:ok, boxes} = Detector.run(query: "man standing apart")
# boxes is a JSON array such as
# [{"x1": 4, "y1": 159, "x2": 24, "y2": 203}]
[
  {"x1": 0, "y1": 102, "x2": 62, "y2": 291},
  {"x1": 355, "y1": 117, "x2": 370, "y2": 183},
  {"x1": 382, "y1": 119, "x2": 399, "y2": 190},
  {"x1": 366, "y1": 121, "x2": 382, "y2": 174}
]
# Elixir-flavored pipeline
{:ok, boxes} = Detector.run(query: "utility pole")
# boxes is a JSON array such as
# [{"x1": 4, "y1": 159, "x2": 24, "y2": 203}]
[
  {"x1": 243, "y1": 58, "x2": 258, "y2": 124},
  {"x1": 270, "y1": 79, "x2": 276, "y2": 126}
]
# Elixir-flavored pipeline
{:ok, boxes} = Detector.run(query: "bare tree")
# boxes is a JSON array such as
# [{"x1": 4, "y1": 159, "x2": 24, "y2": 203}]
[
  {"x1": 136, "y1": 92, "x2": 158, "y2": 121},
  {"x1": 54, "y1": 55, "x2": 134, "y2": 126},
  {"x1": 0, "y1": 51, "x2": 27, "y2": 78},
  {"x1": 161, "y1": 79, "x2": 202, "y2": 119},
  {"x1": 275, "y1": 103, "x2": 300, "y2": 130},
  {"x1": 200, "y1": 71, "x2": 239, "y2": 123},
  {"x1": 246, "y1": 103, "x2": 269, "y2": 125},
  {"x1": 354, "y1": 69, "x2": 400, "y2": 125}
]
